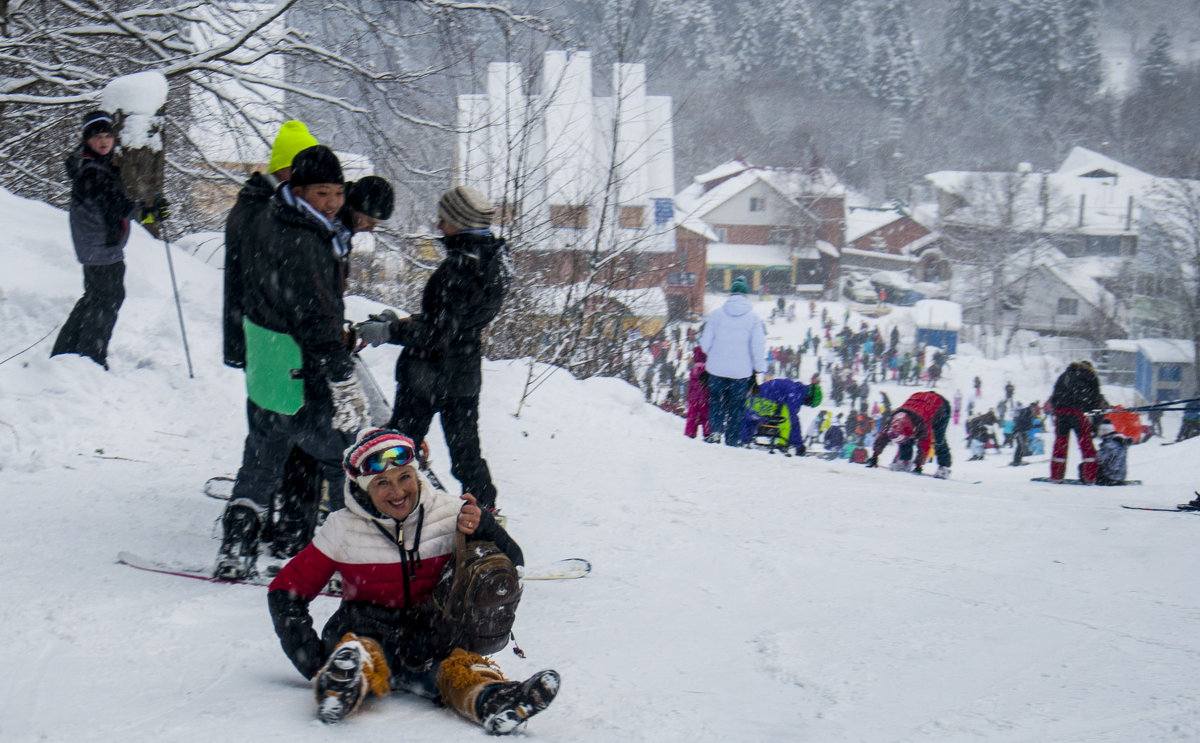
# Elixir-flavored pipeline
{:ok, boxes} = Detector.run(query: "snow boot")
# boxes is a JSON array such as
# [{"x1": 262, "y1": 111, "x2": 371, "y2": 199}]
[
  {"x1": 213, "y1": 501, "x2": 261, "y2": 580},
  {"x1": 477, "y1": 670, "x2": 561, "y2": 735},
  {"x1": 934, "y1": 466, "x2": 950, "y2": 479},
  {"x1": 436, "y1": 648, "x2": 559, "y2": 735},
  {"x1": 314, "y1": 634, "x2": 391, "y2": 724}
]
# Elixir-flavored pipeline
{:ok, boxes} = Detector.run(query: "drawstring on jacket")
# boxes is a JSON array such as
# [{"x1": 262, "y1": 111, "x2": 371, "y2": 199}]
[{"x1": 372, "y1": 503, "x2": 425, "y2": 607}]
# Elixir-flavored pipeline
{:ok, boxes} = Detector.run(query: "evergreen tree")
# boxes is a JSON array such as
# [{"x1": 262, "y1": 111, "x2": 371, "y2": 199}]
[
  {"x1": 1058, "y1": 0, "x2": 1104, "y2": 98},
  {"x1": 1139, "y1": 25, "x2": 1178, "y2": 93},
  {"x1": 819, "y1": 0, "x2": 871, "y2": 97},
  {"x1": 867, "y1": 0, "x2": 921, "y2": 109},
  {"x1": 995, "y1": 0, "x2": 1062, "y2": 106},
  {"x1": 943, "y1": 0, "x2": 982, "y2": 80}
]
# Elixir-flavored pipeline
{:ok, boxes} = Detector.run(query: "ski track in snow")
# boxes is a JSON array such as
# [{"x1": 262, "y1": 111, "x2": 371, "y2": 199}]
[{"x1": 3, "y1": 186, "x2": 1200, "y2": 740}]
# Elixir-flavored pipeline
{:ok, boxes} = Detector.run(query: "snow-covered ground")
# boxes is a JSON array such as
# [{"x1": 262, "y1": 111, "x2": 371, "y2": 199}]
[{"x1": 3, "y1": 185, "x2": 1200, "y2": 741}]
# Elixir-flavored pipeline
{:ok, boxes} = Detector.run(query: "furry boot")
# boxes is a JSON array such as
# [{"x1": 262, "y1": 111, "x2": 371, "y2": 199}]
[
  {"x1": 313, "y1": 633, "x2": 391, "y2": 724},
  {"x1": 436, "y1": 648, "x2": 559, "y2": 735}
]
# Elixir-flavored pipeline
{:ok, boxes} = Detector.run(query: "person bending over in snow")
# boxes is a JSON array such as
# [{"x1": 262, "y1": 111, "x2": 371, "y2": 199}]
[
  {"x1": 267, "y1": 428, "x2": 559, "y2": 732},
  {"x1": 866, "y1": 390, "x2": 953, "y2": 478}
]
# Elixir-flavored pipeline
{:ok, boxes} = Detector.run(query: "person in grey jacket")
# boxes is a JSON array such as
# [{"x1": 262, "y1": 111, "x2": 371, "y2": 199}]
[
  {"x1": 51, "y1": 110, "x2": 167, "y2": 369},
  {"x1": 698, "y1": 276, "x2": 767, "y2": 446}
]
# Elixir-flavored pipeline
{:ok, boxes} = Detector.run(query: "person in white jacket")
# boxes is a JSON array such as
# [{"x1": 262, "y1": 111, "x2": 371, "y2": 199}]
[{"x1": 698, "y1": 276, "x2": 767, "y2": 446}]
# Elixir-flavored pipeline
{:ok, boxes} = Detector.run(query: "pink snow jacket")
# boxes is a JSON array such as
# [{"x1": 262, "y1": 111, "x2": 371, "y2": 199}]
[{"x1": 686, "y1": 347, "x2": 710, "y2": 417}]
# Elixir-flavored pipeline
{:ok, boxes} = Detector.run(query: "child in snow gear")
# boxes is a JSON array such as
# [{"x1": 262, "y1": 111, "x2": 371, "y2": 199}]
[
  {"x1": 52, "y1": 110, "x2": 167, "y2": 369},
  {"x1": 738, "y1": 377, "x2": 821, "y2": 454},
  {"x1": 216, "y1": 145, "x2": 366, "y2": 579},
  {"x1": 354, "y1": 186, "x2": 509, "y2": 512},
  {"x1": 684, "y1": 346, "x2": 712, "y2": 439},
  {"x1": 267, "y1": 429, "x2": 559, "y2": 732},
  {"x1": 1049, "y1": 361, "x2": 1106, "y2": 483},
  {"x1": 1094, "y1": 418, "x2": 1132, "y2": 486},
  {"x1": 866, "y1": 391, "x2": 952, "y2": 477}
]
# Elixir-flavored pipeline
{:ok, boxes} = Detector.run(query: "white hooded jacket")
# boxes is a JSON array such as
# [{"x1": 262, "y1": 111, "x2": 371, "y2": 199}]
[{"x1": 699, "y1": 293, "x2": 767, "y2": 380}]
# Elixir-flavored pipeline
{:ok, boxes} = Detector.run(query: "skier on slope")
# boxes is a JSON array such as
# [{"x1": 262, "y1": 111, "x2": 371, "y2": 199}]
[
  {"x1": 865, "y1": 390, "x2": 953, "y2": 478},
  {"x1": 268, "y1": 429, "x2": 559, "y2": 731},
  {"x1": 1048, "y1": 360, "x2": 1107, "y2": 484}
]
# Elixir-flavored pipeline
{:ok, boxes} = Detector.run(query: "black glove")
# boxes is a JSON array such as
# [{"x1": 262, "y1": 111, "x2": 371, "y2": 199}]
[
  {"x1": 866, "y1": 455, "x2": 878, "y2": 468},
  {"x1": 139, "y1": 193, "x2": 170, "y2": 224}
]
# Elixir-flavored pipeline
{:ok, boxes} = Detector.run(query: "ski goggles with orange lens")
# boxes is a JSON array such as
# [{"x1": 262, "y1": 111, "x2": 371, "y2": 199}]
[{"x1": 360, "y1": 444, "x2": 416, "y2": 475}]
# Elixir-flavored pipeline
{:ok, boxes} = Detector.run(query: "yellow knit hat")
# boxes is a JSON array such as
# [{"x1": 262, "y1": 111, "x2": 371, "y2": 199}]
[{"x1": 268, "y1": 120, "x2": 319, "y2": 174}]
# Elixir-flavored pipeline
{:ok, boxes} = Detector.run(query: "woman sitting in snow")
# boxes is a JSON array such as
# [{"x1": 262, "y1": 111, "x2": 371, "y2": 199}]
[{"x1": 267, "y1": 428, "x2": 559, "y2": 732}]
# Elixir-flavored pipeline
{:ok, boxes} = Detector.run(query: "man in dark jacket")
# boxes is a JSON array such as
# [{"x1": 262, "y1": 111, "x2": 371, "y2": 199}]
[
  {"x1": 1049, "y1": 360, "x2": 1107, "y2": 483},
  {"x1": 52, "y1": 110, "x2": 166, "y2": 369},
  {"x1": 356, "y1": 186, "x2": 510, "y2": 512},
  {"x1": 216, "y1": 145, "x2": 368, "y2": 580},
  {"x1": 223, "y1": 120, "x2": 318, "y2": 369}
]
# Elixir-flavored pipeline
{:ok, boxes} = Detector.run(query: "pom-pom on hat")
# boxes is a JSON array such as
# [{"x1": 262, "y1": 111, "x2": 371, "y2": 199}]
[
  {"x1": 289, "y1": 145, "x2": 343, "y2": 188},
  {"x1": 81, "y1": 110, "x2": 115, "y2": 141},
  {"x1": 437, "y1": 185, "x2": 495, "y2": 231},
  {"x1": 268, "y1": 120, "x2": 319, "y2": 174},
  {"x1": 729, "y1": 275, "x2": 751, "y2": 295},
  {"x1": 343, "y1": 428, "x2": 418, "y2": 491},
  {"x1": 348, "y1": 176, "x2": 395, "y2": 220}
]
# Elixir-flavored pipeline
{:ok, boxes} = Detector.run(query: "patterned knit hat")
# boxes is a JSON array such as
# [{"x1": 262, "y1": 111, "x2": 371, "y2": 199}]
[
  {"x1": 343, "y1": 428, "x2": 418, "y2": 491},
  {"x1": 437, "y1": 185, "x2": 495, "y2": 231},
  {"x1": 729, "y1": 275, "x2": 750, "y2": 294},
  {"x1": 268, "y1": 120, "x2": 319, "y2": 174}
]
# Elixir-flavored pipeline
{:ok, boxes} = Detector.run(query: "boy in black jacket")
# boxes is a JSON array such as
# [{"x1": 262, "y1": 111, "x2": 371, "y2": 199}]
[{"x1": 52, "y1": 110, "x2": 166, "y2": 368}]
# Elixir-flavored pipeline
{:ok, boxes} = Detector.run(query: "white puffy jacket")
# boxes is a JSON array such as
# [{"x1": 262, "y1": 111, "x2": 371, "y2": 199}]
[{"x1": 698, "y1": 294, "x2": 767, "y2": 380}]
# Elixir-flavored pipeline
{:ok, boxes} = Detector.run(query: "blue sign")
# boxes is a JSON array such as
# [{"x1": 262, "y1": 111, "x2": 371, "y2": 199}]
[{"x1": 653, "y1": 198, "x2": 674, "y2": 225}]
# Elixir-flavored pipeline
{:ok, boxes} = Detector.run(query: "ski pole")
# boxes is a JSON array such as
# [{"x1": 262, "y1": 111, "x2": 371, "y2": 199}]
[
  {"x1": 1091, "y1": 397, "x2": 1200, "y2": 414},
  {"x1": 160, "y1": 225, "x2": 195, "y2": 379}
]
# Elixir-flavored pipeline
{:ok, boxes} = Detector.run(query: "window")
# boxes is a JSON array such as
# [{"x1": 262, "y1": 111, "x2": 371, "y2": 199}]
[
  {"x1": 749, "y1": 196, "x2": 766, "y2": 212},
  {"x1": 1159, "y1": 365, "x2": 1183, "y2": 383},
  {"x1": 1056, "y1": 298, "x2": 1079, "y2": 316},
  {"x1": 550, "y1": 205, "x2": 588, "y2": 229},
  {"x1": 618, "y1": 206, "x2": 645, "y2": 229},
  {"x1": 769, "y1": 227, "x2": 797, "y2": 245},
  {"x1": 714, "y1": 227, "x2": 728, "y2": 242},
  {"x1": 1084, "y1": 235, "x2": 1121, "y2": 256}
]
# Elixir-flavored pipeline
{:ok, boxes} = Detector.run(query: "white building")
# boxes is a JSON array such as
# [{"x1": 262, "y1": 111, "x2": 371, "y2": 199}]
[{"x1": 456, "y1": 51, "x2": 676, "y2": 257}]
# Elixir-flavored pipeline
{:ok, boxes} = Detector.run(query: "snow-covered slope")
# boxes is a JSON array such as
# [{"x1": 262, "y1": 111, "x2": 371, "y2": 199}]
[{"x1": 3, "y1": 186, "x2": 1200, "y2": 741}]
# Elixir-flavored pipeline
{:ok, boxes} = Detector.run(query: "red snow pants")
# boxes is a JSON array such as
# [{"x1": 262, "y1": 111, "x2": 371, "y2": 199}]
[{"x1": 1051, "y1": 407, "x2": 1097, "y2": 483}]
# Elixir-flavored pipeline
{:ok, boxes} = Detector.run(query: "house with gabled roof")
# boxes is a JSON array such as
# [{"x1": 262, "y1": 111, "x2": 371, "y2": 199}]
[
  {"x1": 673, "y1": 159, "x2": 845, "y2": 297},
  {"x1": 842, "y1": 201, "x2": 948, "y2": 282}
]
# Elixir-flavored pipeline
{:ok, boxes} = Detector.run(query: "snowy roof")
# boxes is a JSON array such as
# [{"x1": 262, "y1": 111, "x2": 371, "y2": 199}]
[
  {"x1": 845, "y1": 206, "x2": 906, "y2": 243},
  {"x1": 1105, "y1": 339, "x2": 1140, "y2": 354},
  {"x1": 924, "y1": 147, "x2": 1198, "y2": 235},
  {"x1": 912, "y1": 299, "x2": 962, "y2": 330},
  {"x1": 1136, "y1": 338, "x2": 1195, "y2": 364},
  {"x1": 706, "y1": 242, "x2": 791, "y2": 268},
  {"x1": 674, "y1": 160, "x2": 846, "y2": 225}
]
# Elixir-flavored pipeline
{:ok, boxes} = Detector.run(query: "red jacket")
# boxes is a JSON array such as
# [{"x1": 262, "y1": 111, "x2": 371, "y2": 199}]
[{"x1": 873, "y1": 391, "x2": 948, "y2": 465}]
